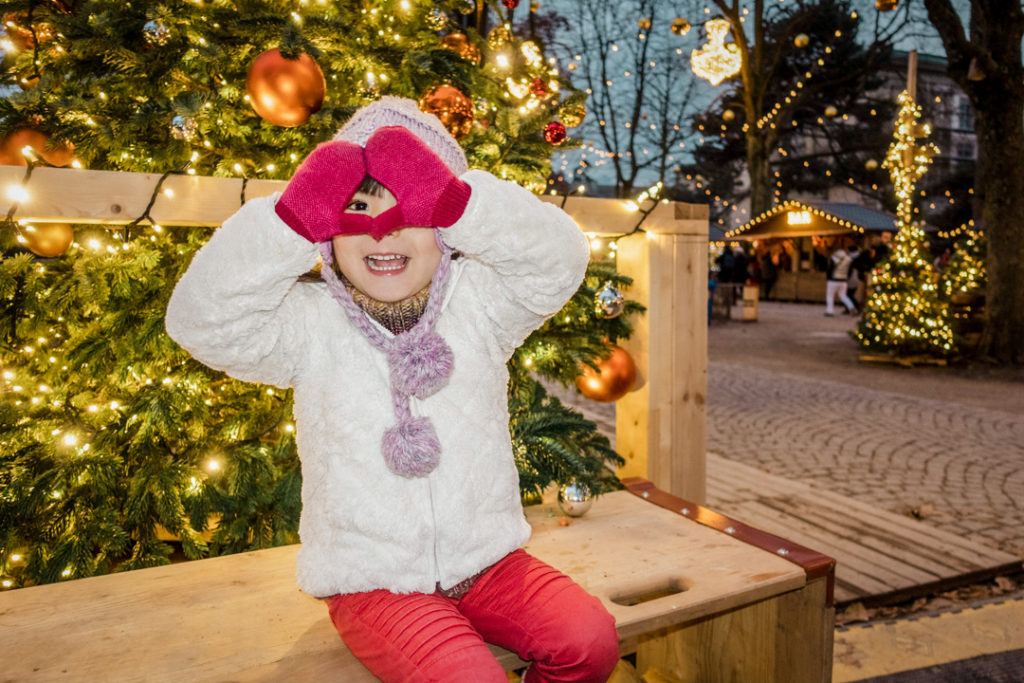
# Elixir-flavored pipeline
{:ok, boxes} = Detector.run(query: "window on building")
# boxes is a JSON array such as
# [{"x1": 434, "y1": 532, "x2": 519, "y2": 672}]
[{"x1": 958, "y1": 99, "x2": 975, "y2": 131}]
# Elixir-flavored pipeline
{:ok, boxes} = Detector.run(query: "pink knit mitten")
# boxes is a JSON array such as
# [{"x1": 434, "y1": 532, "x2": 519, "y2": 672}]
[
  {"x1": 275, "y1": 141, "x2": 366, "y2": 243},
  {"x1": 364, "y1": 126, "x2": 471, "y2": 229}
]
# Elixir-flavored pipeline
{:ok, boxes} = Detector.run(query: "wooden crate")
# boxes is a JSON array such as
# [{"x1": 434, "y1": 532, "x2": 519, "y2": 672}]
[{"x1": 0, "y1": 482, "x2": 834, "y2": 683}]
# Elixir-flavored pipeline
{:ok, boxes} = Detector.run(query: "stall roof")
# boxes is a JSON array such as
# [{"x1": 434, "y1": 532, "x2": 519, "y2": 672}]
[{"x1": 725, "y1": 200, "x2": 897, "y2": 240}]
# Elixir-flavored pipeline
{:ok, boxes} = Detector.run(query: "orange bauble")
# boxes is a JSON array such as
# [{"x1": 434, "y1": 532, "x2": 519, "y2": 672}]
[
  {"x1": 418, "y1": 84, "x2": 474, "y2": 140},
  {"x1": 440, "y1": 32, "x2": 481, "y2": 65},
  {"x1": 246, "y1": 49, "x2": 326, "y2": 127},
  {"x1": 23, "y1": 223, "x2": 74, "y2": 258},
  {"x1": 0, "y1": 128, "x2": 75, "y2": 167},
  {"x1": 575, "y1": 344, "x2": 637, "y2": 402}
]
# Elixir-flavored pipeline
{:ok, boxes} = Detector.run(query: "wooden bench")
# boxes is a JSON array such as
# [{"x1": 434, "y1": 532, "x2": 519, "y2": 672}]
[{"x1": 0, "y1": 480, "x2": 835, "y2": 683}]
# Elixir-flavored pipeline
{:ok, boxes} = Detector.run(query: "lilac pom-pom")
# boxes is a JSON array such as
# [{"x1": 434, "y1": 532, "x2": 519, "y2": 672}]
[
  {"x1": 382, "y1": 416, "x2": 441, "y2": 478},
  {"x1": 388, "y1": 332, "x2": 454, "y2": 399}
]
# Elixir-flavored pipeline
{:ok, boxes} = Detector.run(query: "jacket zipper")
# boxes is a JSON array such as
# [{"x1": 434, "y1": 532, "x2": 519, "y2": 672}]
[{"x1": 427, "y1": 475, "x2": 443, "y2": 586}]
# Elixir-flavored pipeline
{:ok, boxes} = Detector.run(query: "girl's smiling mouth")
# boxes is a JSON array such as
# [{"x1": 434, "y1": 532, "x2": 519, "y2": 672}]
[{"x1": 365, "y1": 254, "x2": 409, "y2": 273}]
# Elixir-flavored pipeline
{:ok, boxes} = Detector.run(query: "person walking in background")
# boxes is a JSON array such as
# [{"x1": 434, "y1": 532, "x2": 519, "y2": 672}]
[
  {"x1": 760, "y1": 251, "x2": 777, "y2": 301},
  {"x1": 825, "y1": 244, "x2": 856, "y2": 316}
]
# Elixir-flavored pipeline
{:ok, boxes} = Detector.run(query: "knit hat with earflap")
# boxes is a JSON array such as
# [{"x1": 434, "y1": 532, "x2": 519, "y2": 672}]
[
  {"x1": 334, "y1": 96, "x2": 468, "y2": 176},
  {"x1": 319, "y1": 97, "x2": 466, "y2": 479}
]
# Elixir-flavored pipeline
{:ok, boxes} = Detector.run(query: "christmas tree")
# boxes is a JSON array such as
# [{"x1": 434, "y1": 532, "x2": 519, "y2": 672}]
[
  {"x1": 0, "y1": 0, "x2": 635, "y2": 589},
  {"x1": 856, "y1": 90, "x2": 954, "y2": 357}
]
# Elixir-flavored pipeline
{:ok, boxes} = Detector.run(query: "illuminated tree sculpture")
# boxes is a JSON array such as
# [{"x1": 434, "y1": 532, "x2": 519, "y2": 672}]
[{"x1": 856, "y1": 90, "x2": 955, "y2": 357}]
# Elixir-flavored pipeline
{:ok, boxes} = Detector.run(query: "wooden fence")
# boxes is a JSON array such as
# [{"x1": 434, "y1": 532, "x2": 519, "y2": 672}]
[{"x1": 0, "y1": 165, "x2": 710, "y2": 501}]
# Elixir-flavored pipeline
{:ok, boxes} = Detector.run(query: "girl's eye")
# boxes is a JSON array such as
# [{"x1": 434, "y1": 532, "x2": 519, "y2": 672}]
[{"x1": 346, "y1": 200, "x2": 369, "y2": 212}]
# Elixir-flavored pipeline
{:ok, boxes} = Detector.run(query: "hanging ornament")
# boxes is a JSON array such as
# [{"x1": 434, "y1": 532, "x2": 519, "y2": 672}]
[
  {"x1": 875, "y1": 0, "x2": 898, "y2": 10},
  {"x1": 170, "y1": 115, "x2": 198, "y2": 141},
  {"x1": 0, "y1": 128, "x2": 75, "y2": 167},
  {"x1": 638, "y1": 17, "x2": 652, "y2": 31},
  {"x1": 558, "y1": 481, "x2": 593, "y2": 517},
  {"x1": 794, "y1": 33, "x2": 810, "y2": 48},
  {"x1": 824, "y1": 105, "x2": 838, "y2": 117},
  {"x1": 23, "y1": 223, "x2": 74, "y2": 258},
  {"x1": 142, "y1": 19, "x2": 170, "y2": 47},
  {"x1": 502, "y1": 0, "x2": 520, "y2": 9},
  {"x1": 543, "y1": 121, "x2": 567, "y2": 145},
  {"x1": 487, "y1": 25, "x2": 512, "y2": 50},
  {"x1": 690, "y1": 18, "x2": 742, "y2": 86},
  {"x1": 865, "y1": 159, "x2": 879, "y2": 171},
  {"x1": 529, "y1": 77, "x2": 549, "y2": 98},
  {"x1": 418, "y1": 84, "x2": 474, "y2": 140},
  {"x1": 2, "y1": 13, "x2": 56, "y2": 51},
  {"x1": 594, "y1": 281, "x2": 625, "y2": 319},
  {"x1": 671, "y1": 18, "x2": 691, "y2": 36},
  {"x1": 454, "y1": 0, "x2": 476, "y2": 14},
  {"x1": 440, "y1": 32, "x2": 481, "y2": 65},
  {"x1": 246, "y1": 48, "x2": 326, "y2": 127},
  {"x1": 558, "y1": 102, "x2": 586, "y2": 128},
  {"x1": 45, "y1": 0, "x2": 75, "y2": 13},
  {"x1": 722, "y1": 109, "x2": 736, "y2": 122},
  {"x1": 575, "y1": 344, "x2": 637, "y2": 402},
  {"x1": 426, "y1": 7, "x2": 448, "y2": 31},
  {"x1": 530, "y1": 0, "x2": 540, "y2": 10}
]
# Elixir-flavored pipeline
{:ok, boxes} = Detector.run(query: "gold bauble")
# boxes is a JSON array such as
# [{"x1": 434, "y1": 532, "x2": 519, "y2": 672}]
[
  {"x1": 794, "y1": 33, "x2": 810, "y2": 48},
  {"x1": 722, "y1": 109, "x2": 736, "y2": 122},
  {"x1": 575, "y1": 345, "x2": 637, "y2": 403},
  {"x1": 245, "y1": 49, "x2": 326, "y2": 127},
  {"x1": 637, "y1": 17, "x2": 651, "y2": 31},
  {"x1": 418, "y1": 84, "x2": 474, "y2": 140},
  {"x1": 824, "y1": 105, "x2": 838, "y2": 117},
  {"x1": 23, "y1": 223, "x2": 74, "y2": 258},
  {"x1": 865, "y1": 159, "x2": 879, "y2": 171},
  {"x1": 558, "y1": 102, "x2": 586, "y2": 128},
  {"x1": 487, "y1": 25, "x2": 512, "y2": 49},
  {"x1": 440, "y1": 32, "x2": 481, "y2": 65},
  {"x1": 671, "y1": 18, "x2": 691, "y2": 36},
  {"x1": 875, "y1": 0, "x2": 898, "y2": 10}
]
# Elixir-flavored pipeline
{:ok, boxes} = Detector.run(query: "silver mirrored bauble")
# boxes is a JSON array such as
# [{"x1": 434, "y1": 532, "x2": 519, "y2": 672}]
[
  {"x1": 143, "y1": 19, "x2": 170, "y2": 46},
  {"x1": 594, "y1": 281, "x2": 625, "y2": 319},
  {"x1": 170, "y1": 115, "x2": 197, "y2": 141},
  {"x1": 558, "y1": 481, "x2": 593, "y2": 517}
]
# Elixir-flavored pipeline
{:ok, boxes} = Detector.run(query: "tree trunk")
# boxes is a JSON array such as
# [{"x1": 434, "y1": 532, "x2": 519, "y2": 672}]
[
  {"x1": 745, "y1": 129, "x2": 772, "y2": 217},
  {"x1": 974, "y1": 91, "x2": 1024, "y2": 363}
]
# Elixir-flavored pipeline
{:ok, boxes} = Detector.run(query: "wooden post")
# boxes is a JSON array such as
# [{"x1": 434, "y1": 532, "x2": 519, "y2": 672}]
[{"x1": 613, "y1": 203, "x2": 710, "y2": 503}]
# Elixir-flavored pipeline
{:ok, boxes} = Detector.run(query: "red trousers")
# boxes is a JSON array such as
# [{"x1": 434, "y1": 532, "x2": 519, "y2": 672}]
[{"x1": 326, "y1": 549, "x2": 620, "y2": 683}]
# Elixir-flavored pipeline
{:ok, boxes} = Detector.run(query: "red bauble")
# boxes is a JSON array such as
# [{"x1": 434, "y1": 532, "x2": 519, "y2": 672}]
[
  {"x1": 575, "y1": 345, "x2": 637, "y2": 402},
  {"x1": 0, "y1": 128, "x2": 75, "y2": 167},
  {"x1": 246, "y1": 49, "x2": 326, "y2": 127},
  {"x1": 544, "y1": 121, "x2": 567, "y2": 145},
  {"x1": 529, "y1": 77, "x2": 549, "y2": 98},
  {"x1": 502, "y1": 0, "x2": 520, "y2": 8}
]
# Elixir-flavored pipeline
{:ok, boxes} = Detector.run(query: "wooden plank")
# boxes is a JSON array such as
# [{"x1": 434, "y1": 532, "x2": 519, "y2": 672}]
[
  {"x1": 0, "y1": 165, "x2": 702, "y2": 238},
  {"x1": 708, "y1": 454, "x2": 1017, "y2": 565},
  {"x1": 705, "y1": 454, "x2": 1022, "y2": 604},
  {"x1": 0, "y1": 491, "x2": 807, "y2": 683},
  {"x1": 635, "y1": 577, "x2": 833, "y2": 683}
]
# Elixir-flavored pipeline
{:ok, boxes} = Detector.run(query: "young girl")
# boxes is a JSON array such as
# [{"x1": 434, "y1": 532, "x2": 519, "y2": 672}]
[{"x1": 166, "y1": 97, "x2": 619, "y2": 683}]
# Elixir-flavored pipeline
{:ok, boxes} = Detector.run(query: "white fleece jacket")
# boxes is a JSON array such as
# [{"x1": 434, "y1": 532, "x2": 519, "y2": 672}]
[{"x1": 165, "y1": 170, "x2": 590, "y2": 598}]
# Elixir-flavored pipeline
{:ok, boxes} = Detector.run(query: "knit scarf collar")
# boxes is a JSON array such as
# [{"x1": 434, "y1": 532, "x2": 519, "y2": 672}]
[
  {"x1": 318, "y1": 236, "x2": 454, "y2": 479},
  {"x1": 339, "y1": 274, "x2": 430, "y2": 335}
]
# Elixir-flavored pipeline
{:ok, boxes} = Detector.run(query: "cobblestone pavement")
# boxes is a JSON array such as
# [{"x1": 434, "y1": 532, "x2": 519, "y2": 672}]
[{"x1": 707, "y1": 360, "x2": 1024, "y2": 557}]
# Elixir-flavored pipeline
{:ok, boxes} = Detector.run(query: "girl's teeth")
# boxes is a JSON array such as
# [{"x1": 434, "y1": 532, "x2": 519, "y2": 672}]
[{"x1": 366, "y1": 255, "x2": 407, "y2": 272}]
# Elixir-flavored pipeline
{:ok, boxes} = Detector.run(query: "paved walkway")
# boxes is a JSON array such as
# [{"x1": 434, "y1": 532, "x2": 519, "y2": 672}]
[
  {"x1": 706, "y1": 302, "x2": 1024, "y2": 558},
  {"x1": 707, "y1": 361, "x2": 1024, "y2": 557}
]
